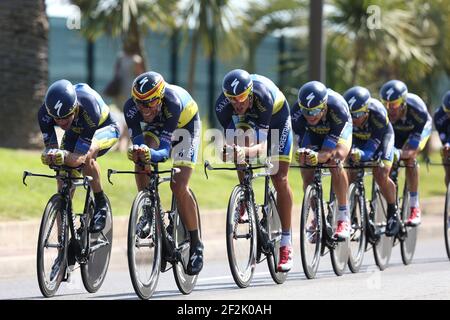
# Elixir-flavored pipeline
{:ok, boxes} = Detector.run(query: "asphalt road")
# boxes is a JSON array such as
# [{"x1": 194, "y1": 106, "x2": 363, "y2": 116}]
[{"x1": 1, "y1": 235, "x2": 449, "y2": 300}]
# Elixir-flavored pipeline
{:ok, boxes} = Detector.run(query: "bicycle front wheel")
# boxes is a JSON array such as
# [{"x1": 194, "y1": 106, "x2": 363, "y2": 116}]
[
  {"x1": 445, "y1": 183, "x2": 450, "y2": 260},
  {"x1": 347, "y1": 183, "x2": 366, "y2": 273},
  {"x1": 400, "y1": 182, "x2": 417, "y2": 265},
  {"x1": 226, "y1": 185, "x2": 257, "y2": 288},
  {"x1": 127, "y1": 191, "x2": 162, "y2": 300},
  {"x1": 372, "y1": 183, "x2": 393, "y2": 270},
  {"x1": 37, "y1": 194, "x2": 68, "y2": 298},
  {"x1": 265, "y1": 188, "x2": 288, "y2": 284},
  {"x1": 81, "y1": 194, "x2": 113, "y2": 293},
  {"x1": 173, "y1": 189, "x2": 201, "y2": 294},
  {"x1": 300, "y1": 185, "x2": 322, "y2": 279}
]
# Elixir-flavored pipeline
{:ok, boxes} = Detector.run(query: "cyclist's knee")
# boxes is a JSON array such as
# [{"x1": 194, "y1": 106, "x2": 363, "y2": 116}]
[{"x1": 170, "y1": 180, "x2": 189, "y2": 197}]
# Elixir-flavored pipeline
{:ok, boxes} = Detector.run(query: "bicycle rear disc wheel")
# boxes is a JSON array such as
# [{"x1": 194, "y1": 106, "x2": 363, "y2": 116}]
[
  {"x1": 128, "y1": 191, "x2": 162, "y2": 300},
  {"x1": 81, "y1": 195, "x2": 113, "y2": 293},
  {"x1": 347, "y1": 183, "x2": 366, "y2": 273},
  {"x1": 173, "y1": 189, "x2": 201, "y2": 294},
  {"x1": 226, "y1": 185, "x2": 257, "y2": 288},
  {"x1": 266, "y1": 189, "x2": 288, "y2": 284},
  {"x1": 37, "y1": 194, "x2": 68, "y2": 298},
  {"x1": 400, "y1": 185, "x2": 417, "y2": 265},
  {"x1": 372, "y1": 184, "x2": 393, "y2": 270},
  {"x1": 445, "y1": 183, "x2": 450, "y2": 260},
  {"x1": 300, "y1": 185, "x2": 322, "y2": 279}
]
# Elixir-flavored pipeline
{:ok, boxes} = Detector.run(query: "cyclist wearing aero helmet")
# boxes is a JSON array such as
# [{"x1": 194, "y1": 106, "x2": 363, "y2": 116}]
[
  {"x1": 215, "y1": 69, "x2": 294, "y2": 272},
  {"x1": 124, "y1": 71, "x2": 203, "y2": 275}
]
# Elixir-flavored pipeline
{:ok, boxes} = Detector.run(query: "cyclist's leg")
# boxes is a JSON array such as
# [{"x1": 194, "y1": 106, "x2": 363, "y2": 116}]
[
  {"x1": 373, "y1": 127, "x2": 396, "y2": 205},
  {"x1": 329, "y1": 128, "x2": 351, "y2": 238},
  {"x1": 171, "y1": 115, "x2": 203, "y2": 274},
  {"x1": 269, "y1": 104, "x2": 293, "y2": 232},
  {"x1": 86, "y1": 122, "x2": 120, "y2": 232},
  {"x1": 83, "y1": 123, "x2": 120, "y2": 192},
  {"x1": 170, "y1": 115, "x2": 201, "y2": 230}
]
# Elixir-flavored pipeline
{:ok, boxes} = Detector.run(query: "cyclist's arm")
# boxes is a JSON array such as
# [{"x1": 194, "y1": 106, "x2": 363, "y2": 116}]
[
  {"x1": 291, "y1": 102, "x2": 307, "y2": 147},
  {"x1": 359, "y1": 114, "x2": 386, "y2": 161},
  {"x1": 38, "y1": 104, "x2": 58, "y2": 149},
  {"x1": 150, "y1": 104, "x2": 181, "y2": 163},
  {"x1": 321, "y1": 108, "x2": 351, "y2": 163},
  {"x1": 124, "y1": 100, "x2": 145, "y2": 145}
]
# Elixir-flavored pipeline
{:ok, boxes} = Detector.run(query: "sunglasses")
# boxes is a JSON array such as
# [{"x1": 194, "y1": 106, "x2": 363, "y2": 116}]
[
  {"x1": 134, "y1": 97, "x2": 161, "y2": 109},
  {"x1": 300, "y1": 101, "x2": 325, "y2": 117},
  {"x1": 384, "y1": 99, "x2": 403, "y2": 110},
  {"x1": 351, "y1": 111, "x2": 367, "y2": 119},
  {"x1": 224, "y1": 86, "x2": 252, "y2": 104}
]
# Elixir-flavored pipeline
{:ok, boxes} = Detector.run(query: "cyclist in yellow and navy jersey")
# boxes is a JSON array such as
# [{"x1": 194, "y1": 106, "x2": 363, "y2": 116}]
[
  {"x1": 123, "y1": 71, "x2": 203, "y2": 276},
  {"x1": 215, "y1": 69, "x2": 294, "y2": 272},
  {"x1": 38, "y1": 80, "x2": 120, "y2": 233}
]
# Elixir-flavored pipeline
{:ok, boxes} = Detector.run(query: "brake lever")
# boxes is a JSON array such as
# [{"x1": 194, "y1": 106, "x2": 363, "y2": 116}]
[
  {"x1": 107, "y1": 169, "x2": 116, "y2": 185},
  {"x1": 22, "y1": 171, "x2": 30, "y2": 186}
]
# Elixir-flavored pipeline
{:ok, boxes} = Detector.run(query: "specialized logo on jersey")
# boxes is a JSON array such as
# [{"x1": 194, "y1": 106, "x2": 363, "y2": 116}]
[
  {"x1": 231, "y1": 79, "x2": 240, "y2": 95},
  {"x1": 306, "y1": 93, "x2": 315, "y2": 107},
  {"x1": 54, "y1": 100, "x2": 63, "y2": 117},
  {"x1": 386, "y1": 88, "x2": 395, "y2": 100},
  {"x1": 348, "y1": 96, "x2": 357, "y2": 109}
]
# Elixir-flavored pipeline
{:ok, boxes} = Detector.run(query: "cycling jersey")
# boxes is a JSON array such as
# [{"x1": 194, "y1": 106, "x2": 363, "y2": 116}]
[
  {"x1": 215, "y1": 74, "x2": 292, "y2": 162},
  {"x1": 391, "y1": 93, "x2": 432, "y2": 151},
  {"x1": 433, "y1": 105, "x2": 450, "y2": 146},
  {"x1": 352, "y1": 98, "x2": 395, "y2": 164},
  {"x1": 292, "y1": 89, "x2": 353, "y2": 151},
  {"x1": 124, "y1": 84, "x2": 200, "y2": 167},
  {"x1": 38, "y1": 83, "x2": 119, "y2": 156}
]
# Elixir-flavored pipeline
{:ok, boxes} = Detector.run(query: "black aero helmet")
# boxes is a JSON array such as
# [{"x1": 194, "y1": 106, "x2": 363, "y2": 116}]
[
  {"x1": 343, "y1": 86, "x2": 371, "y2": 118},
  {"x1": 45, "y1": 79, "x2": 78, "y2": 119},
  {"x1": 380, "y1": 80, "x2": 408, "y2": 103},
  {"x1": 297, "y1": 81, "x2": 328, "y2": 116},
  {"x1": 222, "y1": 69, "x2": 253, "y2": 102}
]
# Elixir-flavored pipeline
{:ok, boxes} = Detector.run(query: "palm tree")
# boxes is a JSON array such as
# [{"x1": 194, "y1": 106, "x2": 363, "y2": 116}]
[
  {"x1": 72, "y1": 0, "x2": 176, "y2": 68},
  {"x1": 181, "y1": 0, "x2": 244, "y2": 95},
  {"x1": 327, "y1": 0, "x2": 437, "y2": 88},
  {"x1": 0, "y1": 0, "x2": 48, "y2": 148}
]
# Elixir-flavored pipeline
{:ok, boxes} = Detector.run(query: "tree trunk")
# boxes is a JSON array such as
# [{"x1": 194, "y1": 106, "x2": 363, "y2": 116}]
[
  {"x1": 0, "y1": 0, "x2": 48, "y2": 148},
  {"x1": 187, "y1": 30, "x2": 199, "y2": 95}
]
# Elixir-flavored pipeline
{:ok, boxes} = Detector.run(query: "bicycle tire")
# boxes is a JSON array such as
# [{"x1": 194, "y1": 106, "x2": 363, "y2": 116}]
[
  {"x1": 37, "y1": 194, "x2": 68, "y2": 298},
  {"x1": 400, "y1": 181, "x2": 417, "y2": 265},
  {"x1": 347, "y1": 183, "x2": 366, "y2": 273},
  {"x1": 173, "y1": 189, "x2": 201, "y2": 294},
  {"x1": 300, "y1": 185, "x2": 322, "y2": 279},
  {"x1": 266, "y1": 188, "x2": 288, "y2": 284},
  {"x1": 81, "y1": 194, "x2": 113, "y2": 293},
  {"x1": 372, "y1": 183, "x2": 393, "y2": 270},
  {"x1": 445, "y1": 183, "x2": 450, "y2": 260},
  {"x1": 127, "y1": 191, "x2": 162, "y2": 300},
  {"x1": 226, "y1": 185, "x2": 257, "y2": 288}
]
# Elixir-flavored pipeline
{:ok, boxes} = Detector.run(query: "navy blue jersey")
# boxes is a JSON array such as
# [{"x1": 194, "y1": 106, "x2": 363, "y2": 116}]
[
  {"x1": 38, "y1": 83, "x2": 113, "y2": 154},
  {"x1": 215, "y1": 74, "x2": 287, "y2": 141},
  {"x1": 291, "y1": 89, "x2": 353, "y2": 150},
  {"x1": 352, "y1": 98, "x2": 393, "y2": 161},
  {"x1": 434, "y1": 105, "x2": 450, "y2": 145},
  {"x1": 124, "y1": 84, "x2": 199, "y2": 163},
  {"x1": 392, "y1": 93, "x2": 432, "y2": 149}
]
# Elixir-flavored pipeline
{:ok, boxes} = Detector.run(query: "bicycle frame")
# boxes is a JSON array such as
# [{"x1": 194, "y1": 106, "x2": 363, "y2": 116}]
[
  {"x1": 204, "y1": 160, "x2": 277, "y2": 258},
  {"x1": 22, "y1": 167, "x2": 107, "y2": 262},
  {"x1": 108, "y1": 164, "x2": 182, "y2": 266}
]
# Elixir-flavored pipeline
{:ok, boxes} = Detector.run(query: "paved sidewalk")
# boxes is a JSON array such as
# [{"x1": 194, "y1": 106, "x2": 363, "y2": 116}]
[{"x1": 0, "y1": 198, "x2": 447, "y2": 279}]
